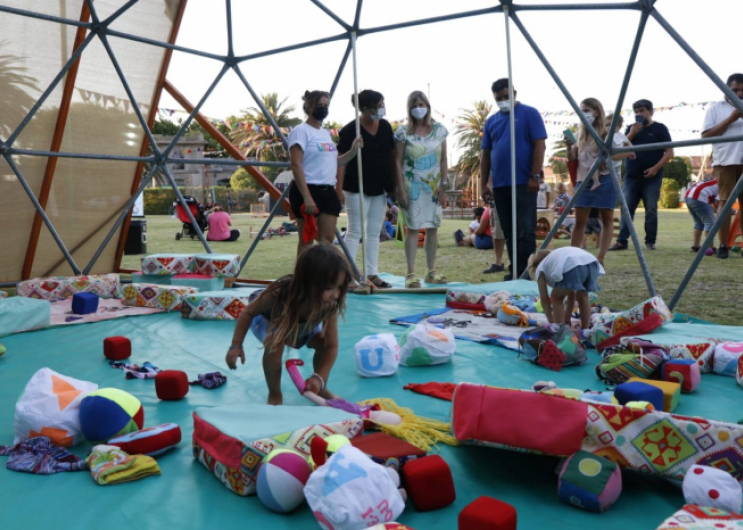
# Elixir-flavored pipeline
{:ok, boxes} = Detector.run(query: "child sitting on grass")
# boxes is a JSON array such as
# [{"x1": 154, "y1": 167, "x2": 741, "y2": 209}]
[{"x1": 527, "y1": 246, "x2": 605, "y2": 333}]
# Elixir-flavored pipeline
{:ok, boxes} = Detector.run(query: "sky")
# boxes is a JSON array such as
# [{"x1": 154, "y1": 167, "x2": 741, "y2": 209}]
[{"x1": 159, "y1": 0, "x2": 743, "y2": 163}]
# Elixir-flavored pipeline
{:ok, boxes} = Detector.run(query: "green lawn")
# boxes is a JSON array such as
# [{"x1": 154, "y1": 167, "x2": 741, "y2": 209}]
[{"x1": 117, "y1": 209, "x2": 743, "y2": 326}]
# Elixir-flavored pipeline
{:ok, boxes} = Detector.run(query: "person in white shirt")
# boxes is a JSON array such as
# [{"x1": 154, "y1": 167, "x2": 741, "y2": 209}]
[
  {"x1": 701, "y1": 73, "x2": 743, "y2": 260},
  {"x1": 527, "y1": 246, "x2": 605, "y2": 332},
  {"x1": 288, "y1": 90, "x2": 362, "y2": 256},
  {"x1": 685, "y1": 177, "x2": 719, "y2": 253},
  {"x1": 537, "y1": 173, "x2": 551, "y2": 208}
]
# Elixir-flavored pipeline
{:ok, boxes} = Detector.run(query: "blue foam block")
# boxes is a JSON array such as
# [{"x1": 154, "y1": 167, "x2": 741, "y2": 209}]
[
  {"x1": 72, "y1": 292, "x2": 99, "y2": 315},
  {"x1": 614, "y1": 381, "x2": 664, "y2": 411}
]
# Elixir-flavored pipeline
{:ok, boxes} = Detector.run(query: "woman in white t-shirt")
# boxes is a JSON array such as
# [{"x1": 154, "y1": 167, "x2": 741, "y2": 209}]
[
  {"x1": 527, "y1": 246, "x2": 605, "y2": 333},
  {"x1": 288, "y1": 90, "x2": 362, "y2": 255}
]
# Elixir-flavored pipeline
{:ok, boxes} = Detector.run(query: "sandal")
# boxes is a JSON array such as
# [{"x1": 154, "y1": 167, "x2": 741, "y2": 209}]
[
  {"x1": 368, "y1": 275, "x2": 392, "y2": 289},
  {"x1": 424, "y1": 270, "x2": 448, "y2": 285},
  {"x1": 405, "y1": 273, "x2": 421, "y2": 289}
]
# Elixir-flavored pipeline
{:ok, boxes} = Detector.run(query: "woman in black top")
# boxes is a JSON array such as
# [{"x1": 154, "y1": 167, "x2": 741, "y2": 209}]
[{"x1": 336, "y1": 90, "x2": 396, "y2": 289}]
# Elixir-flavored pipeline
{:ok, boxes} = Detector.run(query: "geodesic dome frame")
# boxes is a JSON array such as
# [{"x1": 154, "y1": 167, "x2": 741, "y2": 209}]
[{"x1": 2, "y1": 0, "x2": 742, "y2": 311}]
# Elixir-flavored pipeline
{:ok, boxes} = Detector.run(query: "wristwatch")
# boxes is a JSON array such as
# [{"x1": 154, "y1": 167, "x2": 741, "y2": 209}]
[{"x1": 531, "y1": 174, "x2": 541, "y2": 181}]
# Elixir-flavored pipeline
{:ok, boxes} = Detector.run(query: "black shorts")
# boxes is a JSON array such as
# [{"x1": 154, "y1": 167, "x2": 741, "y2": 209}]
[{"x1": 288, "y1": 182, "x2": 342, "y2": 218}]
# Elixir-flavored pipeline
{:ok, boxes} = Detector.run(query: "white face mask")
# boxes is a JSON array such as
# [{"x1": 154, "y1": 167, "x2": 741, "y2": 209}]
[
  {"x1": 411, "y1": 107, "x2": 428, "y2": 120},
  {"x1": 372, "y1": 108, "x2": 386, "y2": 121},
  {"x1": 583, "y1": 112, "x2": 595, "y2": 125},
  {"x1": 496, "y1": 100, "x2": 511, "y2": 113}
]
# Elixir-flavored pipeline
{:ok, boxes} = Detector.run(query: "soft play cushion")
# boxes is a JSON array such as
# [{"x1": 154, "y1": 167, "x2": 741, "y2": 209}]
[
  {"x1": 79, "y1": 388, "x2": 144, "y2": 443},
  {"x1": 354, "y1": 333, "x2": 400, "y2": 377},
  {"x1": 193, "y1": 253, "x2": 240, "y2": 277},
  {"x1": 590, "y1": 295, "x2": 672, "y2": 346},
  {"x1": 654, "y1": 505, "x2": 743, "y2": 529},
  {"x1": 155, "y1": 370, "x2": 189, "y2": 400},
  {"x1": 140, "y1": 254, "x2": 196, "y2": 275},
  {"x1": 121, "y1": 283, "x2": 198, "y2": 312},
  {"x1": 451, "y1": 383, "x2": 743, "y2": 483},
  {"x1": 16, "y1": 273, "x2": 121, "y2": 300},
  {"x1": 305, "y1": 445, "x2": 405, "y2": 530},
  {"x1": 614, "y1": 381, "x2": 665, "y2": 412},
  {"x1": 459, "y1": 496, "x2": 517, "y2": 530},
  {"x1": 627, "y1": 377, "x2": 681, "y2": 412},
  {"x1": 103, "y1": 336, "x2": 131, "y2": 360},
  {"x1": 71, "y1": 292, "x2": 99, "y2": 315},
  {"x1": 171, "y1": 273, "x2": 224, "y2": 291},
  {"x1": 682, "y1": 464, "x2": 742, "y2": 514},
  {"x1": 668, "y1": 340, "x2": 718, "y2": 373},
  {"x1": 399, "y1": 323, "x2": 455, "y2": 366},
  {"x1": 713, "y1": 341, "x2": 743, "y2": 377},
  {"x1": 350, "y1": 432, "x2": 425, "y2": 470},
  {"x1": 0, "y1": 296, "x2": 51, "y2": 337},
  {"x1": 662, "y1": 359, "x2": 701, "y2": 392},
  {"x1": 14, "y1": 368, "x2": 97, "y2": 447},
  {"x1": 401, "y1": 454, "x2": 456, "y2": 511},
  {"x1": 738, "y1": 355, "x2": 743, "y2": 390},
  {"x1": 558, "y1": 450, "x2": 622, "y2": 512},
  {"x1": 192, "y1": 404, "x2": 363, "y2": 496},
  {"x1": 180, "y1": 290, "x2": 253, "y2": 320},
  {"x1": 108, "y1": 423, "x2": 182, "y2": 456}
]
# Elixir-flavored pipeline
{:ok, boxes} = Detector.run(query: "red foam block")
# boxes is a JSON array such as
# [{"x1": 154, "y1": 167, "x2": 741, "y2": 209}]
[
  {"x1": 104, "y1": 336, "x2": 131, "y2": 360},
  {"x1": 459, "y1": 496, "x2": 517, "y2": 530},
  {"x1": 155, "y1": 370, "x2": 189, "y2": 400},
  {"x1": 401, "y1": 454, "x2": 455, "y2": 512}
]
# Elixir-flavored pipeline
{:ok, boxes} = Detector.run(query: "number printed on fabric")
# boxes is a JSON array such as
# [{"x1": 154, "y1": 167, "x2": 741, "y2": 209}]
[{"x1": 360, "y1": 499, "x2": 395, "y2": 526}]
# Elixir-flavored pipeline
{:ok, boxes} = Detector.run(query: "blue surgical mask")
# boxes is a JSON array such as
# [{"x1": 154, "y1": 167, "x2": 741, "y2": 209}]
[
  {"x1": 372, "y1": 108, "x2": 386, "y2": 121},
  {"x1": 583, "y1": 112, "x2": 595, "y2": 125}
]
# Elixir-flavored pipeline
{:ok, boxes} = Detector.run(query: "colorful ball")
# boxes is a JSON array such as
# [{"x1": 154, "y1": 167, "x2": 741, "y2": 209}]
[
  {"x1": 705, "y1": 248, "x2": 714, "y2": 256},
  {"x1": 256, "y1": 449, "x2": 313, "y2": 513},
  {"x1": 79, "y1": 388, "x2": 144, "y2": 443},
  {"x1": 732, "y1": 246, "x2": 741, "y2": 253}
]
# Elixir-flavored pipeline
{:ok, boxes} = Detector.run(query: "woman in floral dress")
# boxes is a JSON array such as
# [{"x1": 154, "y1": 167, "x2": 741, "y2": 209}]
[{"x1": 394, "y1": 90, "x2": 449, "y2": 288}]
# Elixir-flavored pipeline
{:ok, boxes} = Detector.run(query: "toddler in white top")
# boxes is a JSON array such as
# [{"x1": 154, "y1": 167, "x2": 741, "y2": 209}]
[{"x1": 527, "y1": 247, "x2": 605, "y2": 331}]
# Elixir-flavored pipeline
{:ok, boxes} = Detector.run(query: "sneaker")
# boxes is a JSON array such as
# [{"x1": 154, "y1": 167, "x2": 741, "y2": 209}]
[
  {"x1": 483, "y1": 263, "x2": 505, "y2": 274},
  {"x1": 690, "y1": 246, "x2": 700, "y2": 252},
  {"x1": 717, "y1": 246, "x2": 729, "y2": 259},
  {"x1": 645, "y1": 242, "x2": 656, "y2": 250},
  {"x1": 453, "y1": 229, "x2": 465, "y2": 246},
  {"x1": 608, "y1": 242, "x2": 628, "y2": 251}
]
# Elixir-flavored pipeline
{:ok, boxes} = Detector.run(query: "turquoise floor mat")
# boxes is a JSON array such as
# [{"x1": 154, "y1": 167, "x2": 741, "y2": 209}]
[{"x1": 1, "y1": 290, "x2": 741, "y2": 529}]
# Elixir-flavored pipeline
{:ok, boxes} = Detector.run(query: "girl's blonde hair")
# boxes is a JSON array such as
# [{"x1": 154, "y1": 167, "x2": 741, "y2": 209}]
[
  {"x1": 406, "y1": 90, "x2": 433, "y2": 133},
  {"x1": 605, "y1": 112, "x2": 623, "y2": 130},
  {"x1": 556, "y1": 181, "x2": 566, "y2": 194},
  {"x1": 527, "y1": 249, "x2": 552, "y2": 280},
  {"x1": 578, "y1": 98, "x2": 607, "y2": 149},
  {"x1": 262, "y1": 245, "x2": 352, "y2": 354}
]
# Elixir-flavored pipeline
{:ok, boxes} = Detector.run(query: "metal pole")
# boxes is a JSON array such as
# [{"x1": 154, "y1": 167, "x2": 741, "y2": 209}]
[
  {"x1": 160, "y1": 162, "x2": 213, "y2": 253},
  {"x1": 669, "y1": 175, "x2": 743, "y2": 310},
  {"x1": 504, "y1": 5, "x2": 518, "y2": 279},
  {"x1": 309, "y1": 0, "x2": 352, "y2": 31},
  {"x1": 606, "y1": 161, "x2": 656, "y2": 296},
  {"x1": 329, "y1": 40, "x2": 353, "y2": 98},
  {"x1": 518, "y1": 155, "x2": 605, "y2": 278},
  {"x1": 83, "y1": 162, "x2": 165, "y2": 273},
  {"x1": 238, "y1": 184, "x2": 293, "y2": 275},
  {"x1": 350, "y1": 31, "x2": 367, "y2": 282},
  {"x1": 3, "y1": 154, "x2": 81, "y2": 274}
]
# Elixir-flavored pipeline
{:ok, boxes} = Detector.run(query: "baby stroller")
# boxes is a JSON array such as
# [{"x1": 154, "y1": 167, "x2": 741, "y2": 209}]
[{"x1": 174, "y1": 196, "x2": 208, "y2": 240}]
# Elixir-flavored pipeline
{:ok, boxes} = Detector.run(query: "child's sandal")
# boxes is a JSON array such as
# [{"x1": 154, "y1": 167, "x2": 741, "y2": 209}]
[
  {"x1": 424, "y1": 270, "x2": 448, "y2": 284},
  {"x1": 405, "y1": 273, "x2": 421, "y2": 289}
]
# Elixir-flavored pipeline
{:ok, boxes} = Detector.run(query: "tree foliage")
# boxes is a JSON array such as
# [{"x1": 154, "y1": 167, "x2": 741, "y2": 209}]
[
  {"x1": 664, "y1": 155, "x2": 692, "y2": 189},
  {"x1": 453, "y1": 101, "x2": 491, "y2": 189}
]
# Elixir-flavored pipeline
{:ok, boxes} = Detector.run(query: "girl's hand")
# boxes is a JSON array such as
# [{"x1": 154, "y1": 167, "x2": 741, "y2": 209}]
[
  {"x1": 398, "y1": 188, "x2": 408, "y2": 208},
  {"x1": 303, "y1": 198, "x2": 318, "y2": 215},
  {"x1": 563, "y1": 135, "x2": 574, "y2": 147},
  {"x1": 304, "y1": 375, "x2": 323, "y2": 395},
  {"x1": 351, "y1": 136, "x2": 364, "y2": 150},
  {"x1": 225, "y1": 345, "x2": 244, "y2": 370}
]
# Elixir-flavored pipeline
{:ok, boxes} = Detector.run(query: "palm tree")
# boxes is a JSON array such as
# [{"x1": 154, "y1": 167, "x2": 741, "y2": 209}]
[
  {"x1": 453, "y1": 100, "x2": 491, "y2": 195},
  {"x1": 229, "y1": 93, "x2": 302, "y2": 164},
  {"x1": 548, "y1": 125, "x2": 577, "y2": 178},
  {"x1": 0, "y1": 41, "x2": 39, "y2": 140}
]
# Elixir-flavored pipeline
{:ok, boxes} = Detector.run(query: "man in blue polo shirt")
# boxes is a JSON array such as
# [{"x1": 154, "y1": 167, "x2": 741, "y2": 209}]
[
  {"x1": 479, "y1": 78, "x2": 547, "y2": 279},
  {"x1": 609, "y1": 99, "x2": 673, "y2": 251}
]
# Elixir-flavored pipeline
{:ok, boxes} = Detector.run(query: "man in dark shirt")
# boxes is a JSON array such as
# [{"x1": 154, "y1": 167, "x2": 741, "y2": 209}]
[{"x1": 609, "y1": 99, "x2": 674, "y2": 251}]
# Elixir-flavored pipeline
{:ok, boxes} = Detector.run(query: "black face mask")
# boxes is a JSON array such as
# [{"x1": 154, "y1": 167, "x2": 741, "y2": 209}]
[{"x1": 312, "y1": 107, "x2": 329, "y2": 121}]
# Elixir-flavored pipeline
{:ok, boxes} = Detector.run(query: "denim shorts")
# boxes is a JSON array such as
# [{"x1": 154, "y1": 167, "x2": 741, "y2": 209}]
[
  {"x1": 553, "y1": 262, "x2": 602, "y2": 292},
  {"x1": 248, "y1": 289, "x2": 322, "y2": 349},
  {"x1": 686, "y1": 197, "x2": 716, "y2": 232}
]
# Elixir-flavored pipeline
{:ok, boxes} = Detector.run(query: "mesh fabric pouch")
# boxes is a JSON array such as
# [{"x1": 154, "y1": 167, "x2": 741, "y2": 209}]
[{"x1": 595, "y1": 341, "x2": 667, "y2": 385}]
